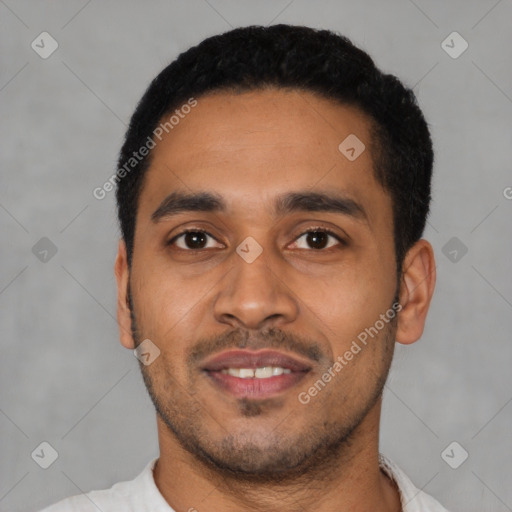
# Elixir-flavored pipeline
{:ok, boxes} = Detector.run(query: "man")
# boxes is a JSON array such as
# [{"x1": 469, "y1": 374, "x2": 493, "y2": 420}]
[{"x1": 41, "y1": 24, "x2": 448, "y2": 511}]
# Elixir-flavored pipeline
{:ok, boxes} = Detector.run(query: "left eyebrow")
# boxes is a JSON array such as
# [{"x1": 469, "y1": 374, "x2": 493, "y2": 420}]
[
  {"x1": 151, "y1": 189, "x2": 369, "y2": 225},
  {"x1": 273, "y1": 190, "x2": 368, "y2": 224}
]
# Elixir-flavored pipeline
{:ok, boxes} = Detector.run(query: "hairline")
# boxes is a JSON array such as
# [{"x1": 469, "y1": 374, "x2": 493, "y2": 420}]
[{"x1": 126, "y1": 85, "x2": 398, "y2": 272}]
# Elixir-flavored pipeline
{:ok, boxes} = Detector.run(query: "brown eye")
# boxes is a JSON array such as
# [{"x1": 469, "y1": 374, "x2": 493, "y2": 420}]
[
  {"x1": 292, "y1": 229, "x2": 345, "y2": 250},
  {"x1": 168, "y1": 230, "x2": 221, "y2": 250}
]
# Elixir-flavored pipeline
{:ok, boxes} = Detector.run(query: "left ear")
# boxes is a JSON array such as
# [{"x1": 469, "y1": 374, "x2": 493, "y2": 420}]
[{"x1": 396, "y1": 239, "x2": 436, "y2": 345}]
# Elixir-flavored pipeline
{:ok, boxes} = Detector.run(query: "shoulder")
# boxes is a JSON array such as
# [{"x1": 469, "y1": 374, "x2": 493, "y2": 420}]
[
  {"x1": 379, "y1": 454, "x2": 451, "y2": 512},
  {"x1": 36, "y1": 458, "x2": 160, "y2": 512}
]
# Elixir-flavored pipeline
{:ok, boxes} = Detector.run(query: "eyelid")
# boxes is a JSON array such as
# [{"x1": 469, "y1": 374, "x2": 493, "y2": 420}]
[
  {"x1": 167, "y1": 228, "x2": 222, "y2": 246},
  {"x1": 289, "y1": 226, "x2": 348, "y2": 248},
  {"x1": 167, "y1": 225, "x2": 348, "y2": 250}
]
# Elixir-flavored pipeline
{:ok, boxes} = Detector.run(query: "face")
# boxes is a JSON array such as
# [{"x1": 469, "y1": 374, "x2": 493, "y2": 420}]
[{"x1": 120, "y1": 88, "x2": 402, "y2": 479}]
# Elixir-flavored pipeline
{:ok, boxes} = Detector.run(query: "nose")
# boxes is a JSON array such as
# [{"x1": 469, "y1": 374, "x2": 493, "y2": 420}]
[{"x1": 213, "y1": 247, "x2": 299, "y2": 331}]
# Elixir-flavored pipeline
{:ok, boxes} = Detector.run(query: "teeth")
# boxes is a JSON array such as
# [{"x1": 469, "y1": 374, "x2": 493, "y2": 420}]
[{"x1": 220, "y1": 367, "x2": 292, "y2": 378}]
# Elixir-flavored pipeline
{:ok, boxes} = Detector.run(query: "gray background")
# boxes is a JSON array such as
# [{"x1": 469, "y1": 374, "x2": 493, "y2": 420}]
[{"x1": 1, "y1": 0, "x2": 511, "y2": 511}]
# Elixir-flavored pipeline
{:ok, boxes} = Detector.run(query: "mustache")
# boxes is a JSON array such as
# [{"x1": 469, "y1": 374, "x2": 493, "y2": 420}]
[
  {"x1": 127, "y1": 283, "x2": 327, "y2": 367},
  {"x1": 187, "y1": 327, "x2": 326, "y2": 367}
]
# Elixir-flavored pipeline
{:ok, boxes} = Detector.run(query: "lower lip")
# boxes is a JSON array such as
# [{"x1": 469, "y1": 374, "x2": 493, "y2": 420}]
[{"x1": 204, "y1": 370, "x2": 309, "y2": 399}]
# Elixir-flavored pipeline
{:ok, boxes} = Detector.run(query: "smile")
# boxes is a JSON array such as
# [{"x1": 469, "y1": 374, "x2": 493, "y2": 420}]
[{"x1": 220, "y1": 366, "x2": 292, "y2": 378}]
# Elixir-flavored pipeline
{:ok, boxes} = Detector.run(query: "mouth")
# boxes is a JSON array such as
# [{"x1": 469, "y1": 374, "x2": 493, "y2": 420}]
[{"x1": 201, "y1": 349, "x2": 312, "y2": 399}]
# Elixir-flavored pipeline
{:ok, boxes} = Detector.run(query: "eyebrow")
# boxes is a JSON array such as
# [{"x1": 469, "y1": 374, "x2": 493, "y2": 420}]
[{"x1": 151, "y1": 190, "x2": 368, "y2": 224}]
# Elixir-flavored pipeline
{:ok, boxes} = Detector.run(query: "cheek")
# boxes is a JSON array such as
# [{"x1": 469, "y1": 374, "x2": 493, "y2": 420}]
[
  {"x1": 303, "y1": 268, "x2": 394, "y2": 351},
  {"x1": 133, "y1": 268, "x2": 205, "y2": 342}
]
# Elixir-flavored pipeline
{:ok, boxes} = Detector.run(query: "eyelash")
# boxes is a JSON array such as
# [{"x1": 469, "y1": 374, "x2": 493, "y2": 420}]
[{"x1": 167, "y1": 227, "x2": 347, "y2": 251}]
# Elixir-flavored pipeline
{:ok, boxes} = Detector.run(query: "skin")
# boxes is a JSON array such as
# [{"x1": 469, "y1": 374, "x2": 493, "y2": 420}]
[{"x1": 114, "y1": 88, "x2": 436, "y2": 512}]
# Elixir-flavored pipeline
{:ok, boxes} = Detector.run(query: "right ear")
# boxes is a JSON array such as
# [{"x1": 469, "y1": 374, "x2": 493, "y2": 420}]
[{"x1": 114, "y1": 238, "x2": 136, "y2": 349}]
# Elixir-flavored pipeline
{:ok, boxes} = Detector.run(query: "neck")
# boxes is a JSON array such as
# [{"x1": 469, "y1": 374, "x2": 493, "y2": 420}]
[{"x1": 153, "y1": 400, "x2": 402, "y2": 512}]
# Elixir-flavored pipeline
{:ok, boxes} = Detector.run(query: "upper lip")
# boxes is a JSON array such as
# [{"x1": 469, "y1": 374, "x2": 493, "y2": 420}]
[{"x1": 201, "y1": 349, "x2": 313, "y2": 372}]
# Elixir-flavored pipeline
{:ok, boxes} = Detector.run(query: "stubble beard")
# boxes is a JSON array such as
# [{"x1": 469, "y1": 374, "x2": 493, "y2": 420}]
[{"x1": 127, "y1": 284, "x2": 397, "y2": 484}]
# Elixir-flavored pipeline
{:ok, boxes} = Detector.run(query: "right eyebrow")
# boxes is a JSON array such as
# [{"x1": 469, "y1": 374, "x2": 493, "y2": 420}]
[
  {"x1": 151, "y1": 191, "x2": 226, "y2": 223},
  {"x1": 150, "y1": 189, "x2": 369, "y2": 227}
]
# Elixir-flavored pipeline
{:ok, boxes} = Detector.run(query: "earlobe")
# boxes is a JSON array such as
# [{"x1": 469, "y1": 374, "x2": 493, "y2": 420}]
[
  {"x1": 395, "y1": 239, "x2": 436, "y2": 345},
  {"x1": 114, "y1": 238, "x2": 136, "y2": 349}
]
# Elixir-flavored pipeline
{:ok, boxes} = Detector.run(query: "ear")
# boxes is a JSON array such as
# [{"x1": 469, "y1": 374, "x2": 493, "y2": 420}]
[
  {"x1": 396, "y1": 239, "x2": 436, "y2": 345},
  {"x1": 114, "y1": 238, "x2": 136, "y2": 349}
]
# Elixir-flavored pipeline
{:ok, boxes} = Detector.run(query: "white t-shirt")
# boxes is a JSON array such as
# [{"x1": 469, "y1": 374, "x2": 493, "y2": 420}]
[{"x1": 38, "y1": 454, "x2": 450, "y2": 511}]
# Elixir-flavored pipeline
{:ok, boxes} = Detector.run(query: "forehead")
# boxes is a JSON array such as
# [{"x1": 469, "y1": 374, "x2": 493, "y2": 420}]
[{"x1": 137, "y1": 88, "x2": 390, "y2": 227}]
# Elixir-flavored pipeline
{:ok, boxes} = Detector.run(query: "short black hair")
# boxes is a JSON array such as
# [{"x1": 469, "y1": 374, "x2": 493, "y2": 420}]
[{"x1": 115, "y1": 24, "x2": 433, "y2": 273}]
